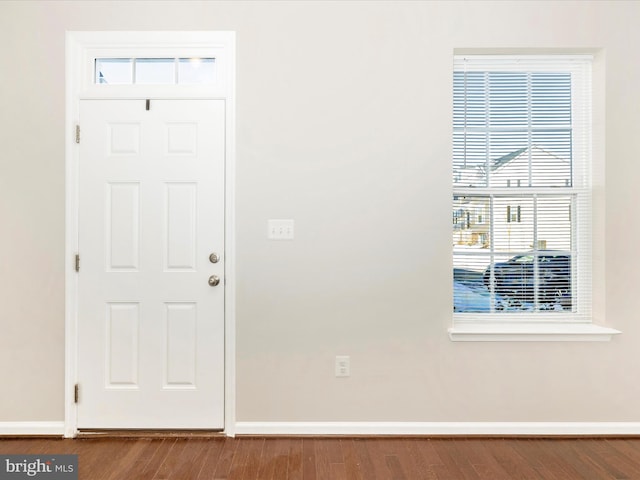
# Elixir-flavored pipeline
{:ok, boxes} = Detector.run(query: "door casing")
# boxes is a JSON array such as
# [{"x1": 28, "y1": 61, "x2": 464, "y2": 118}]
[{"x1": 65, "y1": 31, "x2": 236, "y2": 438}]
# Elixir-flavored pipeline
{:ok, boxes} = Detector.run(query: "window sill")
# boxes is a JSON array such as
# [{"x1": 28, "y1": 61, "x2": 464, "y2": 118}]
[{"x1": 448, "y1": 322, "x2": 621, "y2": 342}]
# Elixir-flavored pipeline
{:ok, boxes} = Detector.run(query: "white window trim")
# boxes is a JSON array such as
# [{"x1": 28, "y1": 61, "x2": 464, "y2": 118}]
[
  {"x1": 450, "y1": 53, "x2": 618, "y2": 342},
  {"x1": 449, "y1": 322, "x2": 620, "y2": 342}
]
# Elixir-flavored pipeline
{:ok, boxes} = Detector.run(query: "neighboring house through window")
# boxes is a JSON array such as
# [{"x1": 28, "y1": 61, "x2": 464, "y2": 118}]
[{"x1": 452, "y1": 55, "x2": 592, "y2": 321}]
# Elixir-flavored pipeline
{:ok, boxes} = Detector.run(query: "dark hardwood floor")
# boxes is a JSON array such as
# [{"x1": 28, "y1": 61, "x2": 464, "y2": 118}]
[{"x1": 2, "y1": 436, "x2": 640, "y2": 479}]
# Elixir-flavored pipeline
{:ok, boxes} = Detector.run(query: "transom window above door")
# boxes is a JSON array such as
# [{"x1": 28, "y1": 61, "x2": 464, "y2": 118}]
[{"x1": 95, "y1": 58, "x2": 216, "y2": 85}]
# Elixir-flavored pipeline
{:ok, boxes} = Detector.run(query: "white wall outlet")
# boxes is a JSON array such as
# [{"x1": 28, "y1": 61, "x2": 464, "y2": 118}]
[
  {"x1": 335, "y1": 355, "x2": 350, "y2": 377},
  {"x1": 268, "y1": 219, "x2": 294, "y2": 240}
]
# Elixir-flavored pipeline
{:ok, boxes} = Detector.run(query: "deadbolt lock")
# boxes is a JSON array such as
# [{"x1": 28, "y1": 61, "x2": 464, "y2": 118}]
[{"x1": 209, "y1": 252, "x2": 220, "y2": 264}]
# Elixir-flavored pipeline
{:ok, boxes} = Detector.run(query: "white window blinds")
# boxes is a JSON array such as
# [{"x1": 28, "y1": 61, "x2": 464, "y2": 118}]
[{"x1": 452, "y1": 55, "x2": 592, "y2": 321}]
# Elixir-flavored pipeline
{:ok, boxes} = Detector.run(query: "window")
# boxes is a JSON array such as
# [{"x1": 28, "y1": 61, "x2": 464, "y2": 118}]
[
  {"x1": 452, "y1": 55, "x2": 592, "y2": 322},
  {"x1": 506, "y1": 205, "x2": 521, "y2": 223},
  {"x1": 95, "y1": 58, "x2": 216, "y2": 85}
]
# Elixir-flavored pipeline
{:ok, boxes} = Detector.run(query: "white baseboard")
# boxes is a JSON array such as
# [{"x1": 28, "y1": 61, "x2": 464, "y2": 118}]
[
  {"x1": 234, "y1": 421, "x2": 640, "y2": 436},
  {"x1": 4, "y1": 421, "x2": 638, "y2": 437},
  {"x1": 0, "y1": 422, "x2": 65, "y2": 436}
]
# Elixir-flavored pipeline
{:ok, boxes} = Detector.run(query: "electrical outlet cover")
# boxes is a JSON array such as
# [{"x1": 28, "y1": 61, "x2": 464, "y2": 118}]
[{"x1": 335, "y1": 355, "x2": 350, "y2": 377}]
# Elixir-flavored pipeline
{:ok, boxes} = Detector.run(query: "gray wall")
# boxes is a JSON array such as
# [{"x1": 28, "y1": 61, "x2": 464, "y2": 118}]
[{"x1": 1, "y1": 0, "x2": 639, "y2": 423}]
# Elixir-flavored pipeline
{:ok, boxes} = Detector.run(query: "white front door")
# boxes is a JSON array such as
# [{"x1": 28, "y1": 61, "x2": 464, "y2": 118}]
[{"x1": 77, "y1": 99, "x2": 225, "y2": 429}]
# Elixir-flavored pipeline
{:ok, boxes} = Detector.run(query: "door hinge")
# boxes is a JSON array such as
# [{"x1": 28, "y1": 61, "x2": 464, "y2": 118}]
[
  {"x1": 75, "y1": 254, "x2": 80, "y2": 272},
  {"x1": 74, "y1": 384, "x2": 79, "y2": 404},
  {"x1": 145, "y1": 99, "x2": 150, "y2": 111},
  {"x1": 75, "y1": 125, "x2": 80, "y2": 144}
]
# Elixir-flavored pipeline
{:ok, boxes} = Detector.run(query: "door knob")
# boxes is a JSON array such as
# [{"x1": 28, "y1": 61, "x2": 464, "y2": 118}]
[{"x1": 208, "y1": 275, "x2": 220, "y2": 287}]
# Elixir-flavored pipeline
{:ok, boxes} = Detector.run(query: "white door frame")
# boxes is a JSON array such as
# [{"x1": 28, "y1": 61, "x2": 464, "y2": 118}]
[{"x1": 64, "y1": 31, "x2": 236, "y2": 438}]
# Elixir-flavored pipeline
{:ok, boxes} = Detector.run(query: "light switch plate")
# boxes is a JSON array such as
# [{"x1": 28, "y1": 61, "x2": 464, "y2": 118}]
[{"x1": 268, "y1": 219, "x2": 294, "y2": 240}]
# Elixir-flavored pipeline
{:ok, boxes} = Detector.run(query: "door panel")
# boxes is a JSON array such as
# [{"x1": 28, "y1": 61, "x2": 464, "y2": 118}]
[
  {"x1": 107, "y1": 182, "x2": 140, "y2": 271},
  {"x1": 77, "y1": 99, "x2": 225, "y2": 429}
]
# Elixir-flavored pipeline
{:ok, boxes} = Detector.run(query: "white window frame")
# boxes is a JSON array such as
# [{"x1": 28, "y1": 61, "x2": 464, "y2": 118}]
[{"x1": 449, "y1": 54, "x2": 619, "y2": 342}]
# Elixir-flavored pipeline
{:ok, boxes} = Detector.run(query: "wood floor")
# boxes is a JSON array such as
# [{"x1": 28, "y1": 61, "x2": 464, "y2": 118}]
[{"x1": 2, "y1": 436, "x2": 640, "y2": 479}]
